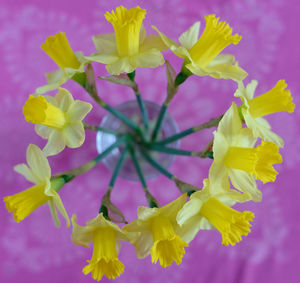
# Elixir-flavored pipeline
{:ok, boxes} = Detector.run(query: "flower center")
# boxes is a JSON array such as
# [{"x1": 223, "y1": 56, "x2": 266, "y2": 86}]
[
  {"x1": 150, "y1": 215, "x2": 188, "y2": 268},
  {"x1": 83, "y1": 228, "x2": 124, "y2": 280},
  {"x1": 41, "y1": 32, "x2": 81, "y2": 69},
  {"x1": 23, "y1": 95, "x2": 67, "y2": 129},
  {"x1": 189, "y1": 14, "x2": 241, "y2": 68},
  {"x1": 200, "y1": 197, "x2": 254, "y2": 246},
  {"x1": 224, "y1": 141, "x2": 282, "y2": 183},
  {"x1": 4, "y1": 183, "x2": 50, "y2": 223},
  {"x1": 248, "y1": 80, "x2": 295, "y2": 118},
  {"x1": 105, "y1": 6, "x2": 146, "y2": 57}
]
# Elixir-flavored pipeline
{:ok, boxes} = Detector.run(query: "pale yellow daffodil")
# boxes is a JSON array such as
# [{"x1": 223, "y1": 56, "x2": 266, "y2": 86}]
[
  {"x1": 235, "y1": 80, "x2": 295, "y2": 147},
  {"x1": 86, "y1": 6, "x2": 167, "y2": 75},
  {"x1": 3, "y1": 144, "x2": 70, "y2": 227},
  {"x1": 36, "y1": 32, "x2": 88, "y2": 94},
  {"x1": 153, "y1": 15, "x2": 247, "y2": 81},
  {"x1": 209, "y1": 103, "x2": 282, "y2": 202},
  {"x1": 71, "y1": 214, "x2": 134, "y2": 281},
  {"x1": 123, "y1": 194, "x2": 188, "y2": 268},
  {"x1": 23, "y1": 87, "x2": 92, "y2": 156},
  {"x1": 177, "y1": 179, "x2": 254, "y2": 246}
]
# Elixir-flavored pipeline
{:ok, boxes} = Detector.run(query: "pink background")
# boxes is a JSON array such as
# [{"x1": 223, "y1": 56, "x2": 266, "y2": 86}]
[{"x1": 1, "y1": 0, "x2": 300, "y2": 282}]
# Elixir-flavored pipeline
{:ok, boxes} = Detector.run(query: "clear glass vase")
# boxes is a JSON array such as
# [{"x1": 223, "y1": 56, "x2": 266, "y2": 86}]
[{"x1": 96, "y1": 100, "x2": 180, "y2": 180}]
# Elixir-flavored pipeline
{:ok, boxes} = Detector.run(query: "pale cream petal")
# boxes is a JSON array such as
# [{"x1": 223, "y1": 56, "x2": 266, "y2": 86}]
[
  {"x1": 186, "y1": 62, "x2": 248, "y2": 81},
  {"x1": 160, "y1": 193, "x2": 187, "y2": 220},
  {"x1": 215, "y1": 191, "x2": 251, "y2": 205},
  {"x1": 212, "y1": 131, "x2": 230, "y2": 161},
  {"x1": 35, "y1": 124, "x2": 51, "y2": 139},
  {"x1": 46, "y1": 190, "x2": 70, "y2": 227},
  {"x1": 92, "y1": 33, "x2": 117, "y2": 53},
  {"x1": 170, "y1": 45, "x2": 191, "y2": 58},
  {"x1": 55, "y1": 88, "x2": 74, "y2": 112},
  {"x1": 217, "y1": 103, "x2": 242, "y2": 143},
  {"x1": 134, "y1": 231, "x2": 153, "y2": 259},
  {"x1": 176, "y1": 198, "x2": 202, "y2": 226},
  {"x1": 140, "y1": 34, "x2": 168, "y2": 52},
  {"x1": 35, "y1": 79, "x2": 67, "y2": 95},
  {"x1": 45, "y1": 69, "x2": 64, "y2": 84},
  {"x1": 137, "y1": 206, "x2": 159, "y2": 221},
  {"x1": 243, "y1": 112, "x2": 284, "y2": 148},
  {"x1": 152, "y1": 25, "x2": 180, "y2": 50},
  {"x1": 177, "y1": 215, "x2": 202, "y2": 243},
  {"x1": 106, "y1": 57, "x2": 135, "y2": 75},
  {"x1": 131, "y1": 49, "x2": 164, "y2": 69},
  {"x1": 48, "y1": 199, "x2": 61, "y2": 228},
  {"x1": 14, "y1": 163, "x2": 38, "y2": 184},
  {"x1": 43, "y1": 130, "x2": 66, "y2": 156},
  {"x1": 245, "y1": 80, "x2": 258, "y2": 100},
  {"x1": 228, "y1": 169, "x2": 262, "y2": 202},
  {"x1": 208, "y1": 54, "x2": 235, "y2": 66},
  {"x1": 71, "y1": 214, "x2": 95, "y2": 247},
  {"x1": 139, "y1": 25, "x2": 147, "y2": 44},
  {"x1": 84, "y1": 52, "x2": 119, "y2": 64},
  {"x1": 235, "y1": 128, "x2": 257, "y2": 148},
  {"x1": 63, "y1": 122, "x2": 85, "y2": 149},
  {"x1": 208, "y1": 161, "x2": 230, "y2": 195},
  {"x1": 67, "y1": 100, "x2": 92, "y2": 122},
  {"x1": 26, "y1": 144, "x2": 51, "y2": 180},
  {"x1": 179, "y1": 21, "x2": 201, "y2": 50}
]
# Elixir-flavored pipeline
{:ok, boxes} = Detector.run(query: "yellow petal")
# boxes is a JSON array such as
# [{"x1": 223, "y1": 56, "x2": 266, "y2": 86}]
[
  {"x1": 105, "y1": 6, "x2": 146, "y2": 57},
  {"x1": 23, "y1": 95, "x2": 66, "y2": 129},
  {"x1": 189, "y1": 14, "x2": 241, "y2": 67},
  {"x1": 41, "y1": 32, "x2": 81, "y2": 69},
  {"x1": 200, "y1": 197, "x2": 254, "y2": 246}
]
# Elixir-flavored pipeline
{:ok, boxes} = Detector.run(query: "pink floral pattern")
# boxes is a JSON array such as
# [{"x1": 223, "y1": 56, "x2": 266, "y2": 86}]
[{"x1": 0, "y1": 0, "x2": 299, "y2": 282}]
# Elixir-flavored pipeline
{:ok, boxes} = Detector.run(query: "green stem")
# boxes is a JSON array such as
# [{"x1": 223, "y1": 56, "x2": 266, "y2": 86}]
[
  {"x1": 103, "y1": 104, "x2": 142, "y2": 134},
  {"x1": 130, "y1": 147, "x2": 147, "y2": 188},
  {"x1": 151, "y1": 104, "x2": 168, "y2": 141},
  {"x1": 72, "y1": 66, "x2": 142, "y2": 135},
  {"x1": 108, "y1": 145, "x2": 129, "y2": 187},
  {"x1": 150, "y1": 145, "x2": 194, "y2": 156},
  {"x1": 83, "y1": 122, "x2": 120, "y2": 136},
  {"x1": 127, "y1": 71, "x2": 149, "y2": 129},
  {"x1": 54, "y1": 135, "x2": 130, "y2": 178},
  {"x1": 154, "y1": 115, "x2": 223, "y2": 146},
  {"x1": 129, "y1": 147, "x2": 159, "y2": 208},
  {"x1": 140, "y1": 150, "x2": 174, "y2": 180},
  {"x1": 135, "y1": 93, "x2": 149, "y2": 129}
]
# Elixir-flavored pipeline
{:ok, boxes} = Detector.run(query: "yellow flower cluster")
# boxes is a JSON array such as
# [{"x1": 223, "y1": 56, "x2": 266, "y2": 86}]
[{"x1": 3, "y1": 4, "x2": 295, "y2": 282}]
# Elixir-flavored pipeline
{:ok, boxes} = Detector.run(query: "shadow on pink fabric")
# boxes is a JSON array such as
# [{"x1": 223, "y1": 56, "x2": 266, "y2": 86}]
[{"x1": 0, "y1": 0, "x2": 299, "y2": 282}]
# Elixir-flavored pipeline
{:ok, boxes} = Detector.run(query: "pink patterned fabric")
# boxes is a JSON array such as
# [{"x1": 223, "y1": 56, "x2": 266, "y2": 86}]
[{"x1": 0, "y1": 0, "x2": 299, "y2": 282}]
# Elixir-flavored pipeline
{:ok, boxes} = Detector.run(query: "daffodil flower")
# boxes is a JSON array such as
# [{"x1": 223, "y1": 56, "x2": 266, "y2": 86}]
[
  {"x1": 3, "y1": 144, "x2": 70, "y2": 227},
  {"x1": 177, "y1": 179, "x2": 254, "y2": 246},
  {"x1": 23, "y1": 87, "x2": 92, "y2": 156},
  {"x1": 36, "y1": 32, "x2": 88, "y2": 94},
  {"x1": 153, "y1": 15, "x2": 247, "y2": 81},
  {"x1": 71, "y1": 214, "x2": 134, "y2": 281},
  {"x1": 209, "y1": 102, "x2": 282, "y2": 202},
  {"x1": 123, "y1": 194, "x2": 188, "y2": 268},
  {"x1": 235, "y1": 80, "x2": 295, "y2": 147},
  {"x1": 86, "y1": 6, "x2": 167, "y2": 75}
]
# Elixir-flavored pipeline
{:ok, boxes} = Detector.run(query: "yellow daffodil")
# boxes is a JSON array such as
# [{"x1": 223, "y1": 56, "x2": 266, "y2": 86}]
[
  {"x1": 3, "y1": 144, "x2": 70, "y2": 227},
  {"x1": 235, "y1": 80, "x2": 295, "y2": 147},
  {"x1": 71, "y1": 214, "x2": 134, "y2": 281},
  {"x1": 23, "y1": 87, "x2": 92, "y2": 156},
  {"x1": 153, "y1": 15, "x2": 247, "y2": 81},
  {"x1": 177, "y1": 179, "x2": 254, "y2": 246},
  {"x1": 36, "y1": 32, "x2": 88, "y2": 94},
  {"x1": 123, "y1": 194, "x2": 188, "y2": 268},
  {"x1": 86, "y1": 6, "x2": 167, "y2": 75},
  {"x1": 209, "y1": 103, "x2": 282, "y2": 202}
]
